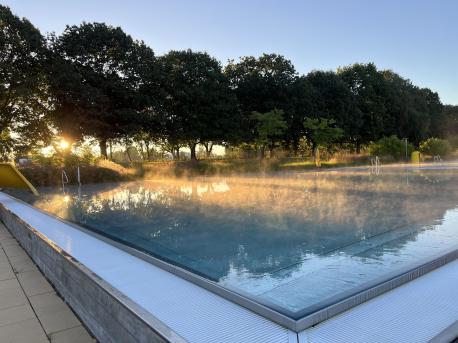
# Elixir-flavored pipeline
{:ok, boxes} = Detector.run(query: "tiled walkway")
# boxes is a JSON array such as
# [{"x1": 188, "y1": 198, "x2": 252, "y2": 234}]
[{"x1": 0, "y1": 222, "x2": 95, "y2": 343}]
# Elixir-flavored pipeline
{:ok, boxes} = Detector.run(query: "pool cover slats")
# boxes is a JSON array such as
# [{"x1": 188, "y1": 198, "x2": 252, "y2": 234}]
[{"x1": 0, "y1": 192, "x2": 294, "y2": 343}]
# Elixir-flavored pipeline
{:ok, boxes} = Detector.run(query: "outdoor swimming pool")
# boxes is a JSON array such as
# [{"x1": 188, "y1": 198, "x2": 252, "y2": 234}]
[{"x1": 10, "y1": 166, "x2": 458, "y2": 321}]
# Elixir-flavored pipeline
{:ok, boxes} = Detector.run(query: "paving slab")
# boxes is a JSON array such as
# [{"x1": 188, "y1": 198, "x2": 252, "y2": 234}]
[
  {"x1": 17, "y1": 269, "x2": 55, "y2": 297},
  {"x1": 30, "y1": 292, "x2": 81, "y2": 335},
  {"x1": 0, "y1": 317, "x2": 49, "y2": 343},
  {"x1": 50, "y1": 325, "x2": 96, "y2": 343},
  {"x1": 0, "y1": 304, "x2": 35, "y2": 327},
  {"x1": 0, "y1": 222, "x2": 95, "y2": 343}
]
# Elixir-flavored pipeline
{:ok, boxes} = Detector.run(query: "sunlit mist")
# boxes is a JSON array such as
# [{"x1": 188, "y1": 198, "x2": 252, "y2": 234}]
[{"x1": 12, "y1": 166, "x2": 458, "y2": 314}]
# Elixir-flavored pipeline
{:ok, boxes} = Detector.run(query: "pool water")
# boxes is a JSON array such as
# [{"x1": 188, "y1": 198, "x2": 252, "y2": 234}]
[{"x1": 11, "y1": 167, "x2": 458, "y2": 319}]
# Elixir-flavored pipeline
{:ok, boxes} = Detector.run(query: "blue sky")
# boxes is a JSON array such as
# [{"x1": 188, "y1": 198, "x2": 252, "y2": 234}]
[{"x1": 4, "y1": 0, "x2": 458, "y2": 104}]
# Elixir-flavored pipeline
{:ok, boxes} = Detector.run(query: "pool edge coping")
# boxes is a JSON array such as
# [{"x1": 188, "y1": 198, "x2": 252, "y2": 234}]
[
  {"x1": 1, "y1": 191, "x2": 458, "y2": 333},
  {"x1": 0, "y1": 197, "x2": 188, "y2": 343}
]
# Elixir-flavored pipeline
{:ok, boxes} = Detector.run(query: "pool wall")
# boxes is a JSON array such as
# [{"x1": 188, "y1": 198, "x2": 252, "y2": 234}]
[{"x1": 0, "y1": 203, "x2": 186, "y2": 343}]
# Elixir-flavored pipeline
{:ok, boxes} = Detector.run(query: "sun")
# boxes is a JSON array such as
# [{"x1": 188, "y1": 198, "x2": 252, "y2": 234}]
[{"x1": 59, "y1": 139, "x2": 70, "y2": 150}]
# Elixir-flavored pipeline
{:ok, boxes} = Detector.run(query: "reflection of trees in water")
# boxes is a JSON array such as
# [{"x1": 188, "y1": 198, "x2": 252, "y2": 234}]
[{"x1": 31, "y1": 171, "x2": 458, "y2": 280}]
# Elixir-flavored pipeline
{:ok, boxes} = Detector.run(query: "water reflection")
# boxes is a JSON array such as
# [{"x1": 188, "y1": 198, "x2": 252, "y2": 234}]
[{"x1": 16, "y1": 168, "x2": 458, "y2": 313}]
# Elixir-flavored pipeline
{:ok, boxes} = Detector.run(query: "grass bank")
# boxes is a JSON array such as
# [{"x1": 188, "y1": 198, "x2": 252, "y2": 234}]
[
  {"x1": 140, "y1": 155, "x2": 369, "y2": 178},
  {"x1": 20, "y1": 159, "x2": 136, "y2": 187}
]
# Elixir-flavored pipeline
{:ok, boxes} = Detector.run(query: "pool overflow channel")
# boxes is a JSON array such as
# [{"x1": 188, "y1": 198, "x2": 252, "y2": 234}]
[
  {"x1": 2, "y1": 191, "x2": 458, "y2": 333},
  {"x1": 2, "y1": 167, "x2": 458, "y2": 334}
]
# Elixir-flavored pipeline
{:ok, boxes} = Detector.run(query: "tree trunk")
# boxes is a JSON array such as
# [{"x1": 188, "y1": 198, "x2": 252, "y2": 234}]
[
  {"x1": 109, "y1": 140, "x2": 113, "y2": 160},
  {"x1": 189, "y1": 142, "x2": 197, "y2": 161},
  {"x1": 204, "y1": 142, "x2": 213, "y2": 158},
  {"x1": 259, "y1": 146, "x2": 265, "y2": 159},
  {"x1": 99, "y1": 138, "x2": 108, "y2": 159},
  {"x1": 174, "y1": 147, "x2": 180, "y2": 160},
  {"x1": 292, "y1": 139, "x2": 299, "y2": 157},
  {"x1": 139, "y1": 142, "x2": 146, "y2": 160},
  {"x1": 125, "y1": 146, "x2": 132, "y2": 162},
  {"x1": 313, "y1": 144, "x2": 321, "y2": 167},
  {"x1": 269, "y1": 144, "x2": 275, "y2": 159},
  {"x1": 355, "y1": 141, "x2": 361, "y2": 154},
  {"x1": 145, "y1": 140, "x2": 151, "y2": 160}
]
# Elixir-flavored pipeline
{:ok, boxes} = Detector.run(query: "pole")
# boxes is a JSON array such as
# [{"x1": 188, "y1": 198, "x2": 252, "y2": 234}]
[
  {"x1": 404, "y1": 138, "x2": 408, "y2": 160},
  {"x1": 77, "y1": 166, "x2": 81, "y2": 186}
]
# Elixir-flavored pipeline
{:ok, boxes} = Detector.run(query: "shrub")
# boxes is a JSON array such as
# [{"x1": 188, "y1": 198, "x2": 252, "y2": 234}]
[
  {"x1": 369, "y1": 135, "x2": 414, "y2": 160},
  {"x1": 419, "y1": 138, "x2": 452, "y2": 157},
  {"x1": 447, "y1": 135, "x2": 458, "y2": 149}
]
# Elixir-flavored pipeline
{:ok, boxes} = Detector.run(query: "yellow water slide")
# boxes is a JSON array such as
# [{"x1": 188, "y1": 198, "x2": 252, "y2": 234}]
[{"x1": 0, "y1": 162, "x2": 39, "y2": 195}]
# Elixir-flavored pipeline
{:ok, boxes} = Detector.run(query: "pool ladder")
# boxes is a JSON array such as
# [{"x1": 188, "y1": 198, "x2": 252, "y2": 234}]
[
  {"x1": 370, "y1": 156, "x2": 381, "y2": 175},
  {"x1": 61, "y1": 170, "x2": 69, "y2": 191},
  {"x1": 62, "y1": 167, "x2": 82, "y2": 195},
  {"x1": 433, "y1": 155, "x2": 442, "y2": 166}
]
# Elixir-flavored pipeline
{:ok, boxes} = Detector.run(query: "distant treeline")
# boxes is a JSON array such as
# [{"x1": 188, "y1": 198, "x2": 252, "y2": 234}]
[{"x1": 1, "y1": 5, "x2": 457, "y2": 161}]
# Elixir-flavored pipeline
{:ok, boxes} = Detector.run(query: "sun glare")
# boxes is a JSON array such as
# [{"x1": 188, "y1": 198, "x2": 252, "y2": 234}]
[{"x1": 59, "y1": 139, "x2": 70, "y2": 150}]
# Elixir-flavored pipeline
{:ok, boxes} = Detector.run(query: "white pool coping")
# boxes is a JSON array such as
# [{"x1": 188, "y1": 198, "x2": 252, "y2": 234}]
[
  {"x1": 0, "y1": 192, "x2": 295, "y2": 343},
  {"x1": 1, "y1": 191, "x2": 457, "y2": 343}
]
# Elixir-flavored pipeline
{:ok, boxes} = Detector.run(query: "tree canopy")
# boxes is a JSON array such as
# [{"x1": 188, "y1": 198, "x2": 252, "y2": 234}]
[
  {"x1": 0, "y1": 5, "x2": 51, "y2": 159},
  {"x1": 158, "y1": 50, "x2": 238, "y2": 160},
  {"x1": 48, "y1": 22, "x2": 158, "y2": 158},
  {"x1": 1, "y1": 5, "x2": 455, "y2": 162},
  {"x1": 251, "y1": 109, "x2": 287, "y2": 158}
]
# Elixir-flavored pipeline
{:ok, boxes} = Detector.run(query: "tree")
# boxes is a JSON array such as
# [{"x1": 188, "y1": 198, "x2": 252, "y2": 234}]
[
  {"x1": 0, "y1": 5, "x2": 52, "y2": 159},
  {"x1": 369, "y1": 135, "x2": 414, "y2": 160},
  {"x1": 419, "y1": 138, "x2": 452, "y2": 157},
  {"x1": 443, "y1": 105, "x2": 458, "y2": 147},
  {"x1": 303, "y1": 117, "x2": 343, "y2": 166},
  {"x1": 250, "y1": 109, "x2": 287, "y2": 158},
  {"x1": 49, "y1": 22, "x2": 159, "y2": 158},
  {"x1": 285, "y1": 76, "x2": 314, "y2": 155},
  {"x1": 443, "y1": 105, "x2": 458, "y2": 135},
  {"x1": 158, "y1": 50, "x2": 238, "y2": 161},
  {"x1": 382, "y1": 70, "x2": 443, "y2": 145},
  {"x1": 225, "y1": 54, "x2": 297, "y2": 145},
  {"x1": 337, "y1": 63, "x2": 388, "y2": 147},
  {"x1": 305, "y1": 71, "x2": 358, "y2": 151}
]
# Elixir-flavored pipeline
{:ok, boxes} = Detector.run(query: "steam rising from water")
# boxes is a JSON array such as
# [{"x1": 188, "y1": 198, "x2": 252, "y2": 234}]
[{"x1": 16, "y1": 167, "x2": 458, "y2": 314}]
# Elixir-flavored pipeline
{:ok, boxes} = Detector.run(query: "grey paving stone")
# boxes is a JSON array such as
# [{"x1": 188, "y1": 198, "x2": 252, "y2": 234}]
[
  {"x1": 10, "y1": 258, "x2": 38, "y2": 274},
  {"x1": 0, "y1": 221, "x2": 94, "y2": 342},
  {"x1": 0, "y1": 304, "x2": 35, "y2": 327},
  {"x1": 30, "y1": 292, "x2": 81, "y2": 334},
  {"x1": 0, "y1": 238, "x2": 19, "y2": 247},
  {"x1": 17, "y1": 269, "x2": 54, "y2": 297},
  {"x1": 2, "y1": 244, "x2": 26, "y2": 258},
  {"x1": 0, "y1": 279, "x2": 27, "y2": 310},
  {"x1": 50, "y1": 325, "x2": 96, "y2": 343},
  {"x1": 0, "y1": 263, "x2": 15, "y2": 281},
  {"x1": 0, "y1": 317, "x2": 49, "y2": 343},
  {"x1": 8, "y1": 251, "x2": 31, "y2": 263}
]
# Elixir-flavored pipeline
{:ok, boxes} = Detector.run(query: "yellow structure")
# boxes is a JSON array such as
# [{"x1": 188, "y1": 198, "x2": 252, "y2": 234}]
[
  {"x1": 411, "y1": 151, "x2": 421, "y2": 164},
  {"x1": 0, "y1": 163, "x2": 39, "y2": 195}
]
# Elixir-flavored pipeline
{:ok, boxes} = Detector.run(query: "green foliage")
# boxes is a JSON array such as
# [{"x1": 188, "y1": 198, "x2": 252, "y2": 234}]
[
  {"x1": 419, "y1": 138, "x2": 452, "y2": 157},
  {"x1": 158, "y1": 49, "x2": 239, "y2": 160},
  {"x1": 369, "y1": 135, "x2": 414, "y2": 160},
  {"x1": 303, "y1": 117, "x2": 343, "y2": 147},
  {"x1": 303, "y1": 117, "x2": 343, "y2": 166},
  {"x1": 250, "y1": 109, "x2": 287, "y2": 146},
  {"x1": 443, "y1": 106, "x2": 458, "y2": 145},
  {"x1": 225, "y1": 54, "x2": 296, "y2": 144},
  {"x1": 0, "y1": 7, "x2": 453, "y2": 164},
  {"x1": 0, "y1": 5, "x2": 51, "y2": 159},
  {"x1": 48, "y1": 22, "x2": 158, "y2": 158}
]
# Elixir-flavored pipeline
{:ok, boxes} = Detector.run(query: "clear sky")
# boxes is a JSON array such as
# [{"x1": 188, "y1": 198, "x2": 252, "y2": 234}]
[{"x1": 4, "y1": 0, "x2": 458, "y2": 105}]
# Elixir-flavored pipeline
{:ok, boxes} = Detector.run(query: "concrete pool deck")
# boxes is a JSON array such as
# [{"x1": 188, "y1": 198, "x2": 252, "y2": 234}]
[{"x1": 0, "y1": 222, "x2": 95, "y2": 343}]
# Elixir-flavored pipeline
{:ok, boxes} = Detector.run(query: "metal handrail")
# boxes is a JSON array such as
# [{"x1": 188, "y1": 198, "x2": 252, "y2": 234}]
[{"x1": 61, "y1": 170, "x2": 69, "y2": 191}]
